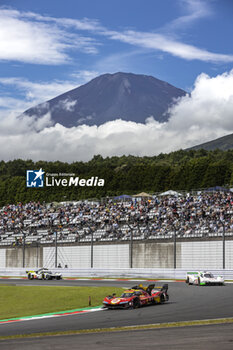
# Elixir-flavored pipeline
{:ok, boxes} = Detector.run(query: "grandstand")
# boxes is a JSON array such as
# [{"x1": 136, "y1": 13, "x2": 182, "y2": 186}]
[{"x1": 0, "y1": 192, "x2": 233, "y2": 247}]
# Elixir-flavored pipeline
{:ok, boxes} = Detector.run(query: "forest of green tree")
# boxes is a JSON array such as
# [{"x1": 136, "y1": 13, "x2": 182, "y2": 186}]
[{"x1": 0, "y1": 148, "x2": 233, "y2": 206}]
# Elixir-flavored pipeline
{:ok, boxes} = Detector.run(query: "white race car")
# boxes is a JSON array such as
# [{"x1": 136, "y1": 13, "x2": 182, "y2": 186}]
[
  {"x1": 26, "y1": 268, "x2": 62, "y2": 280},
  {"x1": 186, "y1": 271, "x2": 224, "y2": 286}
]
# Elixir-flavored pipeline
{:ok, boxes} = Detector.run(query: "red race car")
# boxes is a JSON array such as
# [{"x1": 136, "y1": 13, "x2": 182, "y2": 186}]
[{"x1": 103, "y1": 284, "x2": 169, "y2": 309}]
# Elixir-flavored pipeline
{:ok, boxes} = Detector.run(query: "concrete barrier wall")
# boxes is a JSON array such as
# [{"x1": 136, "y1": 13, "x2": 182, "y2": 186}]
[
  {"x1": 5, "y1": 246, "x2": 43, "y2": 268},
  {"x1": 131, "y1": 240, "x2": 231, "y2": 269},
  {"x1": 133, "y1": 242, "x2": 180, "y2": 268},
  {"x1": 0, "y1": 239, "x2": 233, "y2": 270},
  {"x1": 0, "y1": 246, "x2": 43, "y2": 268}
]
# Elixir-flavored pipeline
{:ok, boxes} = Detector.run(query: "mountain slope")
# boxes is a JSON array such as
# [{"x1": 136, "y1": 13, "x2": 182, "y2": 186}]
[
  {"x1": 22, "y1": 72, "x2": 186, "y2": 127},
  {"x1": 188, "y1": 133, "x2": 233, "y2": 151}
]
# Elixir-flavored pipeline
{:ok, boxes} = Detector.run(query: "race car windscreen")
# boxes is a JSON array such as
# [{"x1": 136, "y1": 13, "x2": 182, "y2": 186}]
[
  {"x1": 120, "y1": 292, "x2": 135, "y2": 298},
  {"x1": 204, "y1": 273, "x2": 214, "y2": 278},
  {"x1": 40, "y1": 270, "x2": 52, "y2": 274}
]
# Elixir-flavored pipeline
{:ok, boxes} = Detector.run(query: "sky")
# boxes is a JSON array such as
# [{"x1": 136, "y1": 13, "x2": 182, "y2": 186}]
[{"x1": 0, "y1": 0, "x2": 233, "y2": 161}]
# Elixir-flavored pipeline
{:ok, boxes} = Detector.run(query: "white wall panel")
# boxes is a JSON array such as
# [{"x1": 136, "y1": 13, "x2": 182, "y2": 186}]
[
  {"x1": 1, "y1": 240, "x2": 232, "y2": 270},
  {"x1": 0, "y1": 249, "x2": 6, "y2": 268},
  {"x1": 43, "y1": 247, "x2": 55, "y2": 268},
  {"x1": 226, "y1": 240, "x2": 233, "y2": 269},
  {"x1": 93, "y1": 244, "x2": 129, "y2": 268},
  {"x1": 57, "y1": 246, "x2": 91, "y2": 268},
  {"x1": 181, "y1": 241, "x2": 223, "y2": 269}
]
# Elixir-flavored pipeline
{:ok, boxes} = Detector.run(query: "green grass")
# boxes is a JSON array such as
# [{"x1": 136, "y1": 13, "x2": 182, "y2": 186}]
[{"x1": 0, "y1": 285, "x2": 124, "y2": 320}]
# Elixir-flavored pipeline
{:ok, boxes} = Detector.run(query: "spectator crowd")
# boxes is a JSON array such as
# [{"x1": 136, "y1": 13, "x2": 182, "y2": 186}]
[{"x1": 0, "y1": 191, "x2": 233, "y2": 245}]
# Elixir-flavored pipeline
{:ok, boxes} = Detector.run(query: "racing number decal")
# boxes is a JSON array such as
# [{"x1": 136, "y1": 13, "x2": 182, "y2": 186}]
[{"x1": 111, "y1": 298, "x2": 121, "y2": 304}]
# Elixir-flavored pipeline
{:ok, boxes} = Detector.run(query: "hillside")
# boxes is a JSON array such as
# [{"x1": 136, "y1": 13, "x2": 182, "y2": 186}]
[
  {"x1": 188, "y1": 133, "x2": 233, "y2": 151},
  {"x1": 0, "y1": 149, "x2": 232, "y2": 206}
]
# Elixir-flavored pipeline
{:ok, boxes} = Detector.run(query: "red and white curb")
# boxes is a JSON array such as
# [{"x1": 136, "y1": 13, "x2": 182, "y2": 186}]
[{"x1": 0, "y1": 307, "x2": 104, "y2": 325}]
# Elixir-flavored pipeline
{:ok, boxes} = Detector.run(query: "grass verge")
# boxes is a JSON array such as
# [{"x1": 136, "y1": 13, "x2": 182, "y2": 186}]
[{"x1": 0, "y1": 285, "x2": 123, "y2": 320}]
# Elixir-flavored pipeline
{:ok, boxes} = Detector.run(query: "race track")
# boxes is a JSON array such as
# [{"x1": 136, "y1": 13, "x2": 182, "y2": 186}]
[
  {"x1": 2, "y1": 324, "x2": 233, "y2": 350},
  {"x1": 0, "y1": 279, "x2": 233, "y2": 337}
]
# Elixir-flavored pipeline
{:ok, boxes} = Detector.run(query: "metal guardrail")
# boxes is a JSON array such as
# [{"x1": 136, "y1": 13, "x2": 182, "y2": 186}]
[{"x1": 1, "y1": 268, "x2": 233, "y2": 280}]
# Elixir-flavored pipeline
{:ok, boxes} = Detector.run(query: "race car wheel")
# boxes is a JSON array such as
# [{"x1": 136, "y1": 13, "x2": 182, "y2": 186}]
[
  {"x1": 151, "y1": 298, "x2": 156, "y2": 305},
  {"x1": 186, "y1": 277, "x2": 189, "y2": 284},
  {"x1": 128, "y1": 301, "x2": 133, "y2": 308},
  {"x1": 160, "y1": 294, "x2": 165, "y2": 303},
  {"x1": 28, "y1": 273, "x2": 32, "y2": 280},
  {"x1": 198, "y1": 277, "x2": 200, "y2": 286},
  {"x1": 133, "y1": 298, "x2": 141, "y2": 309},
  {"x1": 56, "y1": 276, "x2": 61, "y2": 280}
]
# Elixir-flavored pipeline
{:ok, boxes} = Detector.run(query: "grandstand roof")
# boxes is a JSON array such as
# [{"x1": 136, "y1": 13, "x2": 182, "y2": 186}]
[
  {"x1": 159, "y1": 190, "x2": 182, "y2": 196},
  {"x1": 133, "y1": 192, "x2": 153, "y2": 198}
]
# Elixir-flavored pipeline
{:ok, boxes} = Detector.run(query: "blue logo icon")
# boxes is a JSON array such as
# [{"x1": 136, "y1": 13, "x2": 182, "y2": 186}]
[{"x1": 26, "y1": 169, "x2": 45, "y2": 188}]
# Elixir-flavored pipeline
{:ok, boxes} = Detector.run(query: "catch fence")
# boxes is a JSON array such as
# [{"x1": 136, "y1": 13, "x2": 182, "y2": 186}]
[{"x1": 0, "y1": 227, "x2": 233, "y2": 270}]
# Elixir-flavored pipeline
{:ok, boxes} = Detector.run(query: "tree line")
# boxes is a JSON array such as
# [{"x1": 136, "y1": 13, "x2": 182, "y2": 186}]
[{"x1": 0, "y1": 148, "x2": 233, "y2": 206}]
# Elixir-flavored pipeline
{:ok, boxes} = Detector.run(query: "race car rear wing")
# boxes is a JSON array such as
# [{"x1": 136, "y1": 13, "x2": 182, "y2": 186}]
[
  {"x1": 131, "y1": 284, "x2": 168, "y2": 295},
  {"x1": 161, "y1": 284, "x2": 168, "y2": 293},
  {"x1": 131, "y1": 284, "x2": 155, "y2": 295},
  {"x1": 146, "y1": 284, "x2": 156, "y2": 295}
]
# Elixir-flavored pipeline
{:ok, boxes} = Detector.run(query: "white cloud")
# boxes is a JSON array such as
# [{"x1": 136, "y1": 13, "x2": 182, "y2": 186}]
[
  {"x1": 0, "y1": 96, "x2": 31, "y2": 111},
  {"x1": 0, "y1": 5, "x2": 233, "y2": 66},
  {"x1": 77, "y1": 116, "x2": 93, "y2": 124},
  {"x1": 106, "y1": 30, "x2": 233, "y2": 63},
  {"x1": 0, "y1": 79, "x2": 77, "y2": 119},
  {"x1": 40, "y1": 1, "x2": 233, "y2": 64},
  {"x1": 0, "y1": 111, "x2": 52, "y2": 136},
  {"x1": 70, "y1": 70, "x2": 99, "y2": 84},
  {"x1": 0, "y1": 73, "x2": 97, "y2": 115},
  {"x1": 0, "y1": 77, "x2": 79, "y2": 103},
  {"x1": 0, "y1": 8, "x2": 99, "y2": 64},
  {"x1": 167, "y1": 70, "x2": 233, "y2": 137},
  {"x1": 56, "y1": 98, "x2": 77, "y2": 112},
  {"x1": 0, "y1": 71, "x2": 233, "y2": 162},
  {"x1": 165, "y1": 0, "x2": 212, "y2": 30},
  {"x1": 20, "y1": 11, "x2": 104, "y2": 32},
  {"x1": 52, "y1": 6, "x2": 233, "y2": 64}
]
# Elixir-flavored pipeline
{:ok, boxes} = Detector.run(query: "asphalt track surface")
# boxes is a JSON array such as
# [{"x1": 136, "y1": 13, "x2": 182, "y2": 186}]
[
  {"x1": 0, "y1": 279, "x2": 233, "y2": 339},
  {"x1": 1, "y1": 324, "x2": 233, "y2": 350}
]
